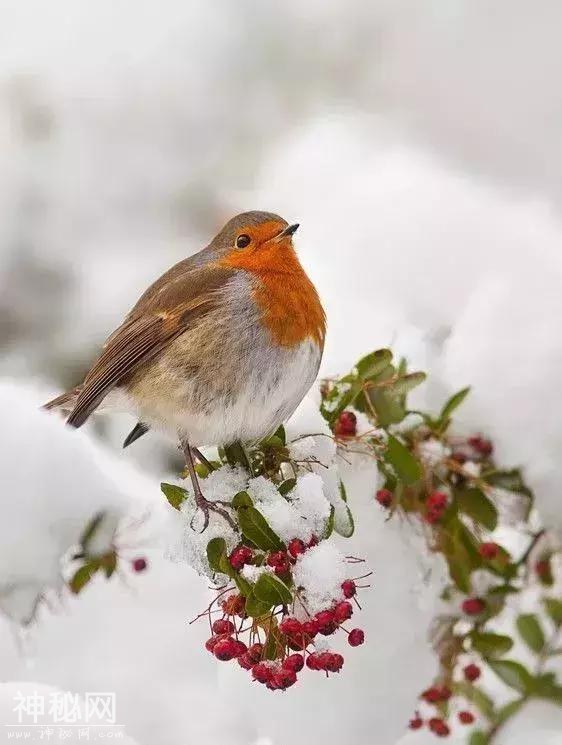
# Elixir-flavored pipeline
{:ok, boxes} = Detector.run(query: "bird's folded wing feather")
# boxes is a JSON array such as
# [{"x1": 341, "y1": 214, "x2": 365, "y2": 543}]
[{"x1": 67, "y1": 264, "x2": 233, "y2": 428}]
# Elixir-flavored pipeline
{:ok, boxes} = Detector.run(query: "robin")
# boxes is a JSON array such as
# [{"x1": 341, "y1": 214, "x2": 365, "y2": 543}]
[{"x1": 45, "y1": 211, "x2": 326, "y2": 528}]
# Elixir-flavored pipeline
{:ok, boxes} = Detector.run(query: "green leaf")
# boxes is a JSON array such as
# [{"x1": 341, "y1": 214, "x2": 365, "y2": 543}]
[
  {"x1": 333, "y1": 481, "x2": 354, "y2": 538},
  {"x1": 439, "y1": 387, "x2": 471, "y2": 423},
  {"x1": 544, "y1": 598, "x2": 562, "y2": 626},
  {"x1": 245, "y1": 590, "x2": 272, "y2": 618},
  {"x1": 388, "y1": 372, "x2": 427, "y2": 397},
  {"x1": 79, "y1": 512, "x2": 105, "y2": 551},
  {"x1": 218, "y1": 553, "x2": 235, "y2": 578},
  {"x1": 446, "y1": 553, "x2": 471, "y2": 593},
  {"x1": 161, "y1": 482, "x2": 188, "y2": 510},
  {"x1": 516, "y1": 613, "x2": 545, "y2": 653},
  {"x1": 231, "y1": 491, "x2": 253, "y2": 508},
  {"x1": 320, "y1": 377, "x2": 362, "y2": 424},
  {"x1": 323, "y1": 504, "x2": 335, "y2": 539},
  {"x1": 368, "y1": 389, "x2": 406, "y2": 426},
  {"x1": 69, "y1": 562, "x2": 98, "y2": 594},
  {"x1": 206, "y1": 537, "x2": 228, "y2": 573},
  {"x1": 101, "y1": 552, "x2": 117, "y2": 579},
  {"x1": 494, "y1": 699, "x2": 524, "y2": 724},
  {"x1": 471, "y1": 631, "x2": 514, "y2": 658},
  {"x1": 534, "y1": 673, "x2": 562, "y2": 703},
  {"x1": 237, "y1": 506, "x2": 285, "y2": 551},
  {"x1": 278, "y1": 479, "x2": 296, "y2": 497},
  {"x1": 453, "y1": 682, "x2": 495, "y2": 719},
  {"x1": 456, "y1": 487, "x2": 498, "y2": 531},
  {"x1": 488, "y1": 660, "x2": 533, "y2": 694},
  {"x1": 223, "y1": 442, "x2": 252, "y2": 470},
  {"x1": 263, "y1": 620, "x2": 285, "y2": 660},
  {"x1": 272, "y1": 425, "x2": 286, "y2": 445},
  {"x1": 356, "y1": 349, "x2": 393, "y2": 379},
  {"x1": 484, "y1": 469, "x2": 533, "y2": 516},
  {"x1": 234, "y1": 573, "x2": 253, "y2": 597},
  {"x1": 254, "y1": 573, "x2": 292, "y2": 606},
  {"x1": 469, "y1": 731, "x2": 489, "y2": 745},
  {"x1": 384, "y1": 435, "x2": 422, "y2": 485}
]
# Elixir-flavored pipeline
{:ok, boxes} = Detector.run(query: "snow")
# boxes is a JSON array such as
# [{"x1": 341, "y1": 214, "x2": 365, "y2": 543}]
[
  {"x1": 292, "y1": 542, "x2": 348, "y2": 615},
  {"x1": 166, "y1": 467, "x2": 245, "y2": 578},
  {"x1": 0, "y1": 380, "x2": 132, "y2": 623}
]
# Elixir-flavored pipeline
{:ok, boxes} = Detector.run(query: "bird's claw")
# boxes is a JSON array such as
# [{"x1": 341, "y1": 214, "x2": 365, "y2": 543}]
[{"x1": 190, "y1": 491, "x2": 236, "y2": 533}]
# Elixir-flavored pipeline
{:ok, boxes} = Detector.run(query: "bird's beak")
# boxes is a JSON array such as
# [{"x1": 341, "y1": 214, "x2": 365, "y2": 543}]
[{"x1": 275, "y1": 223, "x2": 299, "y2": 241}]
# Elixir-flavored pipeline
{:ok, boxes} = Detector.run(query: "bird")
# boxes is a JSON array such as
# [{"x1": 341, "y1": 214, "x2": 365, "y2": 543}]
[{"x1": 45, "y1": 211, "x2": 326, "y2": 529}]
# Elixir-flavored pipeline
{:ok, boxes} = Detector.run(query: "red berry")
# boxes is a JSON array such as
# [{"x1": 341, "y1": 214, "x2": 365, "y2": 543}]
[
  {"x1": 307, "y1": 535, "x2": 319, "y2": 548},
  {"x1": 462, "y1": 597, "x2": 486, "y2": 615},
  {"x1": 439, "y1": 686, "x2": 452, "y2": 701},
  {"x1": 287, "y1": 632, "x2": 313, "y2": 651},
  {"x1": 266, "y1": 551, "x2": 291, "y2": 575},
  {"x1": 421, "y1": 687, "x2": 442, "y2": 704},
  {"x1": 376, "y1": 489, "x2": 393, "y2": 508},
  {"x1": 232, "y1": 640, "x2": 247, "y2": 657},
  {"x1": 288, "y1": 538, "x2": 306, "y2": 559},
  {"x1": 279, "y1": 617, "x2": 302, "y2": 636},
  {"x1": 535, "y1": 559, "x2": 551, "y2": 579},
  {"x1": 237, "y1": 653, "x2": 254, "y2": 670},
  {"x1": 341, "y1": 580, "x2": 356, "y2": 599},
  {"x1": 348, "y1": 628, "x2": 365, "y2": 647},
  {"x1": 212, "y1": 619, "x2": 235, "y2": 635},
  {"x1": 459, "y1": 711, "x2": 475, "y2": 725},
  {"x1": 334, "y1": 411, "x2": 357, "y2": 437},
  {"x1": 132, "y1": 557, "x2": 147, "y2": 572},
  {"x1": 429, "y1": 718, "x2": 450, "y2": 737},
  {"x1": 306, "y1": 652, "x2": 322, "y2": 670},
  {"x1": 324, "y1": 652, "x2": 344, "y2": 673},
  {"x1": 315, "y1": 610, "x2": 337, "y2": 636},
  {"x1": 333, "y1": 600, "x2": 353, "y2": 623},
  {"x1": 479, "y1": 542, "x2": 500, "y2": 560},
  {"x1": 427, "y1": 491, "x2": 448, "y2": 510},
  {"x1": 409, "y1": 713, "x2": 423, "y2": 730},
  {"x1": 302, "y1": 619, "x2": 319, "y2": 637},
  {"x1": 315, "y1": 609, "x2": 335, "y2": 628},
  {"x1": 229, "y1": 546, "x2": 253, "y2": 570},
  {"x1": 247, "y1": 643, "x2": 263, "y2": 663},
  {"x1": 282, "y1": 654, "x2": 304, "y2": 673},
  {"x1": 252, "y1": 662, "x2": 273, "y2": 683},
  {"x1": 272, "y1": 667, "x2": 297, "y2": 690},
  {"x1": 451, "y1": 451, "x2": 467, "y2": 464},
  {"x1": 463, "y1": 663, "x2": 481, "y2": 682},
  {"x1": 468, "y1": 436, "x2": 493, "y2": 457},
  {"x1": 205, "y1": 636, "x2": 219, "y2": 653},
  {"x1": 213, "y1": 638, "x2": 237, "y2": 661}
]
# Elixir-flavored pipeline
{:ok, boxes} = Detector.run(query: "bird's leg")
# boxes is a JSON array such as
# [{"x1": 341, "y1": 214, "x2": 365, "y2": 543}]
[{"x1": 181, "y1": 440, "x2": 236, "y2": 533}]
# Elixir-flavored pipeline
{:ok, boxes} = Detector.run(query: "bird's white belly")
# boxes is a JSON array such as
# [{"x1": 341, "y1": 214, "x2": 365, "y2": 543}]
[{"x1": 136, "y1": 339, "x2": 322, "y2": 447}]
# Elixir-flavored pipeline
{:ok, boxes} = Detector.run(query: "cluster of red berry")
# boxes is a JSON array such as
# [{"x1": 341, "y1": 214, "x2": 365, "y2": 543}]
[
  {"x1": 452, "y1": 434, "x2": 494, "y2": 464},
  {"x1": 423, "y1": 491, "x2": 449, "y2": 524},
  {"x1": 202, "y1": 576, "x2": 366, "y2": 691},
  {"x1": 376, "y1": 488, "x2": 449, "y2": 525},
  {"x1": 409, "y1": 664, "x2": 480, "y2": 737}
]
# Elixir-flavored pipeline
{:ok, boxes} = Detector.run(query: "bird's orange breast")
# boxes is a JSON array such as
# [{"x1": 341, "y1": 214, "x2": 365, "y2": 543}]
[{"x1": 219, "y1": 241, "x2": 326, "y2": 349}]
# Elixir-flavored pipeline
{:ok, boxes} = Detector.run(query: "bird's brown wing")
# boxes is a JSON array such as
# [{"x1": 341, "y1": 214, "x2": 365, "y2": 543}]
[{"x1": 67, "y1": 264, "x2": 233, "y2": 428}]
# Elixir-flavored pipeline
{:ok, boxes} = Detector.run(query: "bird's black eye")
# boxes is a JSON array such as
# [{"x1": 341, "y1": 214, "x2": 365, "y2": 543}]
[{"x1": 236, "y1": 234, "x2": 251, "y2": 249}]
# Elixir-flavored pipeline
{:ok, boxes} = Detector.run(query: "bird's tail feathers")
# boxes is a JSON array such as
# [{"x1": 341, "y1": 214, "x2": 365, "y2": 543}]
[{"x1": 43, "y1": 386, "x2": 81, "y2": 416}]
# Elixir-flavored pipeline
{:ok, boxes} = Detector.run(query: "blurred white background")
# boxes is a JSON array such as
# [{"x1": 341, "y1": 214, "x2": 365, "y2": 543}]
[{"x1": 1, "y1": 2, "x2": 562, "y2": 743}]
